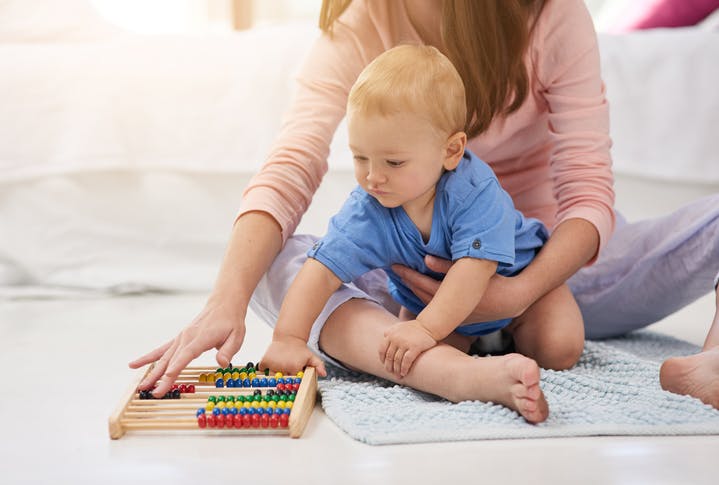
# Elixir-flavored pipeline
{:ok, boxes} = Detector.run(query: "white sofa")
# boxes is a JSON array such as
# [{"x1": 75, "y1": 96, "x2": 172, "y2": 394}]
[{"x1": 1, "y1": 16, "x2": 718, "y2": 297}]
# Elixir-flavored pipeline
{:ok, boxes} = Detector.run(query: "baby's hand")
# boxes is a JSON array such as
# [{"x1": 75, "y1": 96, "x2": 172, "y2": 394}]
[
  {"x1": 379, "y1": 320, "x2": 437, "y2": 377},
  {"x1": 261, "y1": 335, "x2": 327, "y2": 377}
]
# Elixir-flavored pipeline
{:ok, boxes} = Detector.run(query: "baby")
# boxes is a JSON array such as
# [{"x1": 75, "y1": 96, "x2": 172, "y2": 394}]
[{"x1": 260, "y1": 44, "x2": 584, "y2": 423}]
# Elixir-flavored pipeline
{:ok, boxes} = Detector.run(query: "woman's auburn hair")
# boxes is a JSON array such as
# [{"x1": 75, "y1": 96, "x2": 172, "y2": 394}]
[{"x1": 319, "y1": 0, "x2": 547, "y2": 139}]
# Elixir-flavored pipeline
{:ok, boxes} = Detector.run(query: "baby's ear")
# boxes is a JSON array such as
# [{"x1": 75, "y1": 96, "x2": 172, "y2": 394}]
[{"x1": 443, "y1": 131, "x2": 467, "y2": 170}]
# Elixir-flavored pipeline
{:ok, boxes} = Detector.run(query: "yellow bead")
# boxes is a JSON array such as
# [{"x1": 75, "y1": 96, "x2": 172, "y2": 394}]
[
  {"x1": 216, "y1": 401, "x2": 225, "y2": 409},
  {"x1": 251, "y1": 401, "x2": 260, "y2": 408},
  {"x1": 286, "y1": 401, "x2": 293, "y2": 409},
  {"x1": 274, "y1": 372, "x2": 283, "y2": 379},
  {"x1": 243, "y1": 402, "x2": 251, "y2": 408},
  {"x1": 268, "y1": 401, "x2": 276, "y2": 409},
  {"x1": 296, "y1": 371, "x2": 304, "y2": 378},
  {"x1": 248, "y1": 372, "x2": 256, "y2": 380},
  {"x1": 205, "y1": 403, "x2": 214, "y2": 411},
  {"x1": 231, "y1": 371, "x2": 240, "y2": 379},
  {"x1": 198, "y1": 374, "x2": 206, "y2": 383},
  {"x1": 277, "y1": 401, "x2": 286, "y2": 409},
  {"x1": 239, "y1": 372, "x2": 248, "y2": 380},
  {"x1": 223, "y1": 372, "x2": 231, "y2": 381},
  {"x1": 215, "y1": 372, "x2": 223, "y2": 380}
]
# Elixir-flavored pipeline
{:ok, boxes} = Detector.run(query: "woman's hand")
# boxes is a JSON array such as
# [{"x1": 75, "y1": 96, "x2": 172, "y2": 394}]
[
  {"x1": 392, "y1": 255, "x2": 532, "y2": 322},
  {"x1": 379, "y1": 320, "x2": 437, "y2": 377},
  {"x1": 261, "y1": 335, "x2": 327, "y2": 377},
  {"x1": 129, "y1": 297, "x2": 248, "y2": 397}
]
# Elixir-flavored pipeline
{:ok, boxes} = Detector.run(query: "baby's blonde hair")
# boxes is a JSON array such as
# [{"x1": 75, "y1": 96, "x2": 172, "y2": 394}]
[{"x1": 347, "y1": 44, "x2": 467, "y2": 137}]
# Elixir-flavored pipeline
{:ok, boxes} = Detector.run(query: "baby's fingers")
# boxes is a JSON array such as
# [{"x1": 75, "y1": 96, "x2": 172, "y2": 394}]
[
  {"x1": 308, "y1": 354, "x2": 327, "y2": 377},
  {"x1": 378, "y1": 338, "x2": 390, "y2": 364},
  {"x1": 400, "y1": 349, "x2": 419, "y2": 377}
]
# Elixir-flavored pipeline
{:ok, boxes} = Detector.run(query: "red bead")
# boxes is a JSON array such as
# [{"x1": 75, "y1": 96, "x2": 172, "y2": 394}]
[
  {"x1": 197, "y1": 415, "x2": 207, "y2": 428},
  {"x1": 179, "y1": 384, "x2": 187, "y2": 393},
  {"x1": 187, "y1": 385, "x2": 196, "y2": 393},
  {"x1": 171, "y1": 384, "x2": 178, "y2": 391},
  {"x1": 279, "y1": 414, "x2": 289, "y2": 428},
  {"x1": 276, "y1": 383, "x2": 286, "y2": 391},
  {"x1": 242, "y1": 415, "x2": 251, "y2": 427},
  {"x1": 270, "y1": 415, "x2": 279, "y2": 428},
  {"x1": 261, "y1": 414, "x2": 270, "y2": 428},
  {"x1": 216, "y1": 415, "x2": 225, "y2": 428},
  {"x1": 234, "y1": 414, "x2": 243, "y2": 428},
  {"x1": 207, "y1": 415, "x2": 217, "y2": 428},
  {"x1": 251, "y1": 414, "x2": 261, "y2": 428},
  {"x1": 224, "y1": 415, "x2": 234, "y2": 428},
  {"x1": 291, "y1": 383, "x2": 300, "y2": 392}
]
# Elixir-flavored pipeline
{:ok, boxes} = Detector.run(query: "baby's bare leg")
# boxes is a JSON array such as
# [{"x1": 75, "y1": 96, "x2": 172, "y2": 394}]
[
  {"x1": 319, "y1": 298, "x2": 549, "y2": 423},
  {"x1": 506, "y1": 283, "x2": 584, "y2": 371}
]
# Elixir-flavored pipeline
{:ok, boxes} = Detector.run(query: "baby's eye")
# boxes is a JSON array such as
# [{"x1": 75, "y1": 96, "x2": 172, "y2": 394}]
[{"x1": 386, "y1": 160, "x2": 405, "y2": 167}]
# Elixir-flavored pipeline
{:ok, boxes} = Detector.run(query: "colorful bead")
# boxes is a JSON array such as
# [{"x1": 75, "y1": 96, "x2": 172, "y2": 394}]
[
  {"x1": 216, "y1": 415, "x2": 225, "y2": 428},
  {"x1": 207, "y1": 415, "x2": 217, "y2": 428},
  {"x1": 251, "y1": 378, "x2": 259, "y2": 387},
  {"x1": 251, "y1": 414, "x2": 261, "y2": 428},
  {"x1": 234, "y1": 414, "x2": 243, "y2": 428},
  {"x1": 296, "y1": 371, "x2": 304, "y2": 378},
  {"x1": 242, "y1": 378, "x2": 251, "y2": 387},
  {"x1": 274, "y1": 372, "x2": 283, "y2": 379},
  {"x1": 196, "y1": 408, "x2": 205, "y2": 417},
  {"x1": 215, "y1": 378, "x2": 224, "y2": 388},
  {"x1": 226, "y1": 379, "x2": 235, "y2": 388},
  {"x1": 212, "y1": 408, "x2": 221, "y2": 416},
  {"x1": 279, "y1": 414, "x2": 289, "y2": 428},
  {"x1": 270, "y1": 415, "x2": 279, "y2": 428},
  {"x1": 197, "y1": 415, "x2": 207, "y2": 428}
]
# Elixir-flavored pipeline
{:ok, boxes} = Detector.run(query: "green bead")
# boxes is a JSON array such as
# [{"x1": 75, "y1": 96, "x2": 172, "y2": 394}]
[
  {"x1": 253, "y1": 395, "x2": 261, "y2": 402},
  {"x1": 225, "y1": 396, "x2": 235, "y2": 402},
  {"x1": 289, "y1": 394, "x2": 296, "y2": 402},
  {"x1": 280, "y1": 395, "x2": 288, "y2": 402},
  {"x1": 208, "y1": 396, "x2": 217, "y2": 403},
  {"x1": 264, "y1": 368, "x2": 270, "y2": 376},
  {"x1": 271, "y1": 395, "x2": 279, "y2": 402},
  {"x1": 217, "y1": 395, "x2": 226, "y2": 402},
  {"x1": 237, "y1": 395, "x2": 245, "y2": 403},
  {"x1": 216, "y1": 368, "x2": 224, "y2": 373},
  {"x1": 240, "y1": 367, "x2": 247, "y2": 373},
  {"x1": 263, "y1": 395, "x2": 270, "y2": 402}
]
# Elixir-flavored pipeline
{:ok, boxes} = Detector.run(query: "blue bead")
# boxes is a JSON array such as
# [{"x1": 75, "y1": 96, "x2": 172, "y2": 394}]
[
  {"x1": 196, "y1": 408, "x2": 205, "y2": 417},
  {"x1": 248, "y1": 408, "x2": 256, "y2": 415},
  {"x1": 234, "y1": 378, "x2": 242, "y2": 387},
  {"x1": 257, "y1": 407, "x2": 265, "y2": 415},
  {"x1": 268, "y1": 378, "x2": 277, "y2": 386},
  {"x1": 222, "y1": 408, "x2": 230, "y2": 415},
  {"x1": 277, "y1": 378, "x2": 285, "y2": 384},
  {"x1": 251, "y1": 378, "x2": 259, "y2": 387},
  {"x1": 215, "y1": 378, "x2": 224, "y2": 388},
  {"x1": 239, "y1": 408, "x2": 248, "y2": 415},
  {"x1": 212, "y1": 408, "x2": 221, "y2": 416},
  {"x1": 229, "y1": 407, "x2": 238, "y2": 415},
  {"x1": 284, "y1": 408, "x2": 291, "y2": 415},
  {"x1": 260, "y1": 378, "x2": 268, "y2": 387},
  {"x1": 242, "y1": 378, "x2": 251, "y2": 387},
  {"x1": 293, "y1": 377, "x2": 301, "y2": 384},
  {"x1": 226, "y1": 379, "x2": 235, "y2": 388}
]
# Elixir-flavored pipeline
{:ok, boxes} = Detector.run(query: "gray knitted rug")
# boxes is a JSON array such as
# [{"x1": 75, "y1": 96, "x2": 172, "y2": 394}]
[{"x1": 318, "y1": 331, "x2": 719, "y2": 445}]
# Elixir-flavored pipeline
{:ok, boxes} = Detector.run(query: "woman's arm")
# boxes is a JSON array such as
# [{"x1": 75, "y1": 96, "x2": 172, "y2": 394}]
[
  {"x1": 130, "y1": 211, "x2": 283, "y2": 397},
  {"x1": 392, "y1": 217, "x2": 598, "y2": 322}
]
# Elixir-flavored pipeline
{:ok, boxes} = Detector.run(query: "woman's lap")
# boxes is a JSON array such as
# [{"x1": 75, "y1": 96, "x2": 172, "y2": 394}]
[
  {"x1": 570, "y1": 193, "x2": 719, "y2": 339},
  {"x1": 250, "y1": 194, "x2": 719, "y2": 352}
]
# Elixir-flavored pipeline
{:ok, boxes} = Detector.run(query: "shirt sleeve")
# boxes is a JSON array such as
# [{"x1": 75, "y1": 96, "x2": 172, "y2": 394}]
[
  {"x1": 307, "y1": 191, "x2": 389, "y2": 283},
  {"x1": 448, "y1": 179, "x2": 516, "y2": 266},
  {"x1": 236, "y1": 1, "x2": 385, "y2": 244},
  {"x1": 533, "y1": 0, "x2": 616, "y2": 263}
]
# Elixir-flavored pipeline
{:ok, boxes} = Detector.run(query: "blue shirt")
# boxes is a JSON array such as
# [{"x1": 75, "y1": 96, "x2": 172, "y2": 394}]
[{"x1": 308, "y1": 150, "x2": 548, "y2": 336}]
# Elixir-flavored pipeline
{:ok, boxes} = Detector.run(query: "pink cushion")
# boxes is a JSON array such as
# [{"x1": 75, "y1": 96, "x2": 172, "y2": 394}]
[{"x1": 612, "y1": 0, "x2": 719, "y2": 32}]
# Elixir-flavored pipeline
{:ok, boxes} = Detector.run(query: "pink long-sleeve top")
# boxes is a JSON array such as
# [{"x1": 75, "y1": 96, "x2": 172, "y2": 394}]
[{"x1": 238, "y1": 0, "x2": 615, "y2": 258}]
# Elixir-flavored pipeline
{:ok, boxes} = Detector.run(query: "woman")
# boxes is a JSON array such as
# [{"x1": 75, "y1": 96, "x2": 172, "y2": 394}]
[{"x1": 130, "y1": 0, "x2": 719, "y2": 410}]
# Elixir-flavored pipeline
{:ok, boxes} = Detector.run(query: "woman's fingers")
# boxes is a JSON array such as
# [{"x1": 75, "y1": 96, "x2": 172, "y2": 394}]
[
  {"x1": 153, "y1": 339, "x2": 204, "y2": 397},
  {"x1": 424, "y1": 254, "x2": 453, "y2": 273},
  {"x1": 139, "y1": 339, "x2": 180, "y2": 391},
  {"x1": 128, "y1": 339, "x2": 173, "y2": 369},
  {"x1": 216, "y1": 328, "x2": 246, "y2": 368},
  {"x1": 392, "y1": 264, "x2": 442, "y2": 304}
]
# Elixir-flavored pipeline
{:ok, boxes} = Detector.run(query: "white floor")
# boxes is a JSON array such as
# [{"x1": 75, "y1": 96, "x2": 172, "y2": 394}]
[{"x1": 0, "y1": 290, "x2": 717, "y2": 485}]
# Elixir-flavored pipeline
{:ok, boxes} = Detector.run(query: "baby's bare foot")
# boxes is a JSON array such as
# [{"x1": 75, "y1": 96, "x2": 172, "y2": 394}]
[
  {"x1": 462, "y1": 353, "x2": 549, "y2": 423},
  {"x1": 660, "y1": 347, "x2": 719, "y2": 409}
]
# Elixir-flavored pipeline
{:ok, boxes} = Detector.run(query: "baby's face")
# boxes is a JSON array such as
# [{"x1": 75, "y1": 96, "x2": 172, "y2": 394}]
[{"x1": 348, "y1": 111, "x2": 447, "y2": 212}]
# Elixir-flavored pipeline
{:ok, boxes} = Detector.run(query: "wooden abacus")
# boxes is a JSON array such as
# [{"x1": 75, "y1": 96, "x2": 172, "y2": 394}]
[{"x1": 109, "y1": 362, "x2": 317, "y2": 439}]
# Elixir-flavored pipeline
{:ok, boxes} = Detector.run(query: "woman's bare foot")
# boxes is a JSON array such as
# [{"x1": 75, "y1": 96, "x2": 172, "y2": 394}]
[
  {"x1": 458, "y1": 353, "x2": 549, "y2": 423},
  {"x1": 659, "y1": 347, "x2": 719, "y2": 409}
]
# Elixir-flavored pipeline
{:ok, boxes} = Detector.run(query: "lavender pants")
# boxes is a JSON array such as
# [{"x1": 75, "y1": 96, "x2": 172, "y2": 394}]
[{"x1": 250, "y1": 194, "x2": 719, "y2": 359}]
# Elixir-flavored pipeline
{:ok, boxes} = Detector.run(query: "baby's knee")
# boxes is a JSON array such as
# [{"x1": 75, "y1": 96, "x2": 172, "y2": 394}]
[{"x1": 543, "y1": 338, "x2": 584, "y2": 371}]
